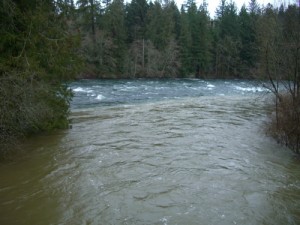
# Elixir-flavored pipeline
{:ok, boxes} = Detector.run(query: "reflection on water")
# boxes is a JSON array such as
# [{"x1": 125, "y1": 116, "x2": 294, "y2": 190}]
[{"x1": 0, "y1": 80, "x2": 299, "y2": 225}]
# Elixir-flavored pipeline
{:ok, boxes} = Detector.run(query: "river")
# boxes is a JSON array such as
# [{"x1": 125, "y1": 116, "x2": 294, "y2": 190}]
[{"x1": 0, "y1": 79, "x2": 299, "y2": 225}]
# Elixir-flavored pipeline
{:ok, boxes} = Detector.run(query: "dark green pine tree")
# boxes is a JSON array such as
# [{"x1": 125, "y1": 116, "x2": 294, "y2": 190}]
[
  {"x1": 128, "y1": 0, "x2": 180, "y2": 77},
  {"x1": 280, "y1": 4, "x2": 300, "y2": 84},
  {"x1": 76, "y1": 0, "x2": 101, "y2": 38},
  {"x1": 187, "y1": 0, "x2": 200, "y2": 76},
  {"x1": 76, "y1": 0, "x2": 103, "y2": 76},
  {"x1": 125, "y1": 0, "x2": 149, "y2": 42},
  {"x1": 55, "y1": 0, "x2": 76, "y2": 18},
  {"x1": 102, "y1": 0, "x2": 127, "y2": 75},
  {"x1": 145, "y1": 1, "x2": 164, "y2": 49},
  {"x1": 213, "y1": 0, "x2": 241, "y2": 77},
  {"x1": 169, "y1": 0, "x2": 181, "y2": 41},
  {"x1": 179, "y1": 4, "x2": 192, "y2": 76},
  {"x1": 179, "y1": 0, "x2": 212, "y2": 77},
  {"x1": 239, "y1": 4, "x2": 258, "y2": 76},
  {"x1": 215, "y1": 0, "x2": 226, "y2": 18},
  {"x1": 249, "y1": 0, "x2": 260, "y2": 15},
  {"x1": 0, "y1": 0, "x2": 81, "y2": 150},
  {"x1": 195, "y1": 1, "x2": 212, "y2": 77},
  {"x1": 146, "y1": 0, "x2": 178, "y2": 50}
]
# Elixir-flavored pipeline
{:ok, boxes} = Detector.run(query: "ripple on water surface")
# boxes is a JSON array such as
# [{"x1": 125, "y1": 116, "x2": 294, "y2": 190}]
[{"x1": 0, "y1": 80, "x2": 299, "y2": 225}]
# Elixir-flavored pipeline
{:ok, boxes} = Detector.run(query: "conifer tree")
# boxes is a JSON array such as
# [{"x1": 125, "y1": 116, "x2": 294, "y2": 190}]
[
  {"x1": 214, "y1": 0, "x2": 241, "y2": 77},
  {"x1": 102, "y1": 0, "x2": 127, "y2": 75},
  {"x1": 77, "y1": 0, "x2": 101, "y2": 37},
  {"x1": 195, "y1": 1, "x2": 212, "y2": 77},
  {"x1": 179, "y1": 5, "x2": 192, "y2": 76},
  {"x1": 125, "y1": 0, "x2": 149, "y2": 42},
  {"x1": 0, "y1": 0, "x2": 81, "y2": 150},
  {"x1": 238, "y1": 4, "x2": 258, "y2": 75}
]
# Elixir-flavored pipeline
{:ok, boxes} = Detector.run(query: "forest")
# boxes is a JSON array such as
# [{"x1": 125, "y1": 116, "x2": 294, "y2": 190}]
[
  {"x1": 70, "y1": 0, "x2": 298, "y2": 80},
  {"x1": 0, "y1": 0, "x2": 299, "y2": 153}
]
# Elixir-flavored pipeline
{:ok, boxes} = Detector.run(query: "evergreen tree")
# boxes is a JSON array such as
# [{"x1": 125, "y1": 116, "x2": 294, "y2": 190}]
[
  {"x1": 248, "y1": 0, "x2": 260, "y2": 15},
  {"x1": 187, "y1": 0, "x2": 200, "y2": 75},
  {"x1": 125, "y1": 0, "x2": 149, "y2": 42},
  {"x1": 124, "y1": 0, "x2": 148, "y2": 76},
  {"x1": 238, "y1": 4, "x2": 258, "y2": 75},
  {"x1": 214, "y1": 0, "x2": 241, "y2": 77},
  {"x1": 77, "y1": 0, "x2": 101, "y2": 37},
  {"x1": 125, "y1": 0, "x2": 180, "y2": 77},
  {"x1": 146, "y1": 1, "x2": 164, "y2": 49},
  {"x1": 179, "y1": 5, "x2": 192, "y2": 76},
  {"x1": 0, "y1": 0, "x2": 81, "y2": 151},
  {"x1": 56, "y1": 0, "x2": 76, "y2": 18},
  {"x1": 76, "y1": 0, "x2": 104, "y2": 76},
  {"x1": 159, "y1": 0, "x2": 181, "y2": 77},
  {"x1": 102, "y1": 0, "x2": 127, "y2": 75},
  {"x1": 195, "y1": 1, "x2": 212, "y2": 77},
  {"x1": 215, "y1": 0, "x2": 226, "y2": 18},
  {"x1": 146, "y1": 1, "x2": 177, "y2": 50}
]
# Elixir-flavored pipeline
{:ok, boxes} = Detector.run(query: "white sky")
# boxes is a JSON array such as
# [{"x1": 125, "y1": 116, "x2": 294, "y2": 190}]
[{"x1": 173, "y1": 0, "x2": 298, "y2": 18}]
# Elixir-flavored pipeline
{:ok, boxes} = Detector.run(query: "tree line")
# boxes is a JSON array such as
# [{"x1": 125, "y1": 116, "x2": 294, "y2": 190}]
[{"x1": 63, "y1": 0, "x2": 298, "y2": 80}]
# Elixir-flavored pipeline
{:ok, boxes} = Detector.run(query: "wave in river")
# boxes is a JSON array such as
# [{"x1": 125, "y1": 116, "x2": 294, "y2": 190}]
[
  {"x1": 1, "y1": 79, "x2": 298, "y2": 225},
  {"x1": 70, "y1": 79, "x2": 269, "y2": 108}
]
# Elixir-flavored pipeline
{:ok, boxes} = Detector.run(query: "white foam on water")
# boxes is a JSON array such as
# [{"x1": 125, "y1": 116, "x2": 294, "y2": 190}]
[
  {"x1": 235, "y1": 86, "x2": 266, "y2": 92},
  {"x1": 96, "y1": 94, "x2": 105, "y2": 100},
  {"x1": 73, "y1": 87, "x2": 93, "y2": 93},
  {"x1": 73, "y1": 87, "x2": 85, "y2": 92}
]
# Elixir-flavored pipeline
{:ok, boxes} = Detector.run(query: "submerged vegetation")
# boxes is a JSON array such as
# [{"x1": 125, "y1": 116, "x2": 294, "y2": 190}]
[
  {"x1": 0, "y1": 0, "x2": 299, "y2": 153},
  {"x1": 268, "y1": 94, "x2": 300, "y2": 154}
]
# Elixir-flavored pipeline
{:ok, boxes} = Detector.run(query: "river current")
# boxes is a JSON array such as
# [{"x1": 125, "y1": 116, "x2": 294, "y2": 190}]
[{"x1": 0, "y1": 79, "x2": 299, "y2": 225}]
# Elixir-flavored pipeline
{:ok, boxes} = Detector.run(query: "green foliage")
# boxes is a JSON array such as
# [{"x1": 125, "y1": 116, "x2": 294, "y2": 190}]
[
  {"x1": 179, "y1": 1, "x2": 212, "y2": 77},
  {"x1": 0, "y1": 0, "x2": 81, "y2": 151},
  {"x1": 146, "y1": 1, "x2": 164, "y2": 49},
  {"x1": 239, "y1": 5, "x2": 258, "y2": 74},
  {"x1": 76, "y1": 0, "x2": 101, "y2": 34},
  {"x1": 103, "y1": 0, "x2": 127, "y2": 74},
  {"x1": 179, "y1": 7, "x2": 192, "y2": 76},
  {"x1": 125, "y1": 0, "x2": 148, "y2": 42},
  {"x1": 73, "y1": 0, "x2": 299, "y2": 79},
  {"x1": 213, "y1": 0, "x2": 241, "y2": 77}
]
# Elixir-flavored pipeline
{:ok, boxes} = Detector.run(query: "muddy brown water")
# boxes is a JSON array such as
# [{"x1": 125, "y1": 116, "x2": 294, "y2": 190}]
[{"x1": 0, "y1": 79, "x2": 299, "y2": 225}]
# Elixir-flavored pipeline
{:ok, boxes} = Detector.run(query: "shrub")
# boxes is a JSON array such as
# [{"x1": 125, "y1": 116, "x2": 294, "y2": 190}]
[
  {"x1": 0, "y1": 74, "x2": 72, "y2": 153},
  {"x1": 267, "y1": 94, "x2": 300, "y2": 154},
  {"x1": 0, "y1": 0, "x2": 81, "y2": 154}
]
